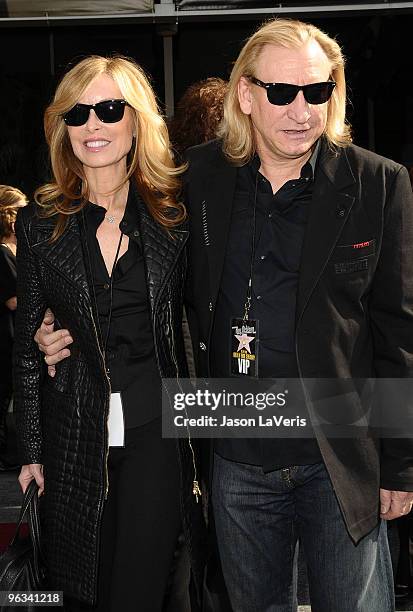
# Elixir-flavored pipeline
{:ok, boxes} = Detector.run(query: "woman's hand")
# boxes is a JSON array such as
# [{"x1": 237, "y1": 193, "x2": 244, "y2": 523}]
[
  {"x1": 19, "y1": 464, "x2": 44, "y2": 495},
  {"x1": 34, "y1": 308, "x2": 73, "y2": 377}
]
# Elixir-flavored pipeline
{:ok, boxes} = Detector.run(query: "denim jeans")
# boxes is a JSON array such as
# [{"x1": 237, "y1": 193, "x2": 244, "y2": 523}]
[{"x1": 212, "y1": 454, "x2": 394, "y2": 612}]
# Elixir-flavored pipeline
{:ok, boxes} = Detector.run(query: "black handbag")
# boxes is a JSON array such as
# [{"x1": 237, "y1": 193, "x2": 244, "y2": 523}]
[{"x1": 0, "y1": 479, "x2": 46, "y2": 610}]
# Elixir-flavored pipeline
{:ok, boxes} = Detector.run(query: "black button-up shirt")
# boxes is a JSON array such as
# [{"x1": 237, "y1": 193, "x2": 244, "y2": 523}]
[
  {"x1": 211, "y1": 144, "x2": 322, "y2": 471},
  {"x1": 84, "y1": 187, "x2": 161, "y2": 428}
]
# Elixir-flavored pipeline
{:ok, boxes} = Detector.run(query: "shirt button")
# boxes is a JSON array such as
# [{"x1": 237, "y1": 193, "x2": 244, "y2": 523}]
[
  {"x1": 208, "y1": 302, "x2": 213, "y2": 311},
  {"x1": 199, "y1": 342, "x2": 207, "y2": 351},
  {"x1": 256, "y1": 295, "x2": 262, "y2": 300},
  {"x1": 268, "y1": 213, "x2": 272, "y2": 219},
  {"x1": 133, "y1": 230, "x2": 139, "y2": 237},
  {"x1": 260, "y1": 255, "x2": 266, "y2": 260},
  {"x1": 103, "y1": 283, "x2": 110, "y2": 290}
]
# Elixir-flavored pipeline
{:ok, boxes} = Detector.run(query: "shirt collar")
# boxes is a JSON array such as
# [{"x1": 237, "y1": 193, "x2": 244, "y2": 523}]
[{"x1": 250, "y1": 138, "x2": 321, "y2": 182}]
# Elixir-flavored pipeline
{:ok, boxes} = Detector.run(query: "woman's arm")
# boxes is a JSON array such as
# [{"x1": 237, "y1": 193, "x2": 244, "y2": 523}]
[{"x1": 13, "y1": 209, "x2": 47, "y2": 484}]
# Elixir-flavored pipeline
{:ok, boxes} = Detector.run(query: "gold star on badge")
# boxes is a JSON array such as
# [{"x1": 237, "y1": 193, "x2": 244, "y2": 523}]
[{"x1": 235, "y1": 333, "x2": 254, "y2": 353}]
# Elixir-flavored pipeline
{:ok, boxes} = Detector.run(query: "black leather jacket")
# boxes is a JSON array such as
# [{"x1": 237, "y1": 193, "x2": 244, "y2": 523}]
[{"x1": 13, "y1": 187, "x2": 204, "y2": 605}]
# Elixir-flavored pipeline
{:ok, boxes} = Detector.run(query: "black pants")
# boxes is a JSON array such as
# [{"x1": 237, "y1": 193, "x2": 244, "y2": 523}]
[{"x1": 66, "y1": 417, "x2": 183, "y2": 612}]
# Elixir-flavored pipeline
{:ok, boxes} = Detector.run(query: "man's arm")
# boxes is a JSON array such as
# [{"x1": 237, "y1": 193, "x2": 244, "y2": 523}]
[
  {"x1": 34, "y1": 308, "x2": 73, "y2": 377},
  {"x1": 369, "y1": 165, "x2": 413, "y2": 516}
]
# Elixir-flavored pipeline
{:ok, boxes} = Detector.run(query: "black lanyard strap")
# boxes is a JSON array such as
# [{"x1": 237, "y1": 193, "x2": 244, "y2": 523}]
[
  {"x1": 243, "y1": 172, "x2": 259, "y2": 322},
  {"x1": 103, "y1": 232, "x2": 124, "y2": 358}
]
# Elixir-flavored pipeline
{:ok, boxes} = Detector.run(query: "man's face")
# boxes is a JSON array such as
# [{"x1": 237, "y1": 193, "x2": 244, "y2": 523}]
[{"x1": 238, "y1": 40, "x2": 332, "y2": 164}]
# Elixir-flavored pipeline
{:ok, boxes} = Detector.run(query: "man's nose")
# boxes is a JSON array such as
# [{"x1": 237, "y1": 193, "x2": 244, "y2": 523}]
[
  {"x1": 85, "y1": 109, "x2": 102, "y2": 131},
  {"x1": 286, "y1": 91, "x2": 311, "y2": 124}
]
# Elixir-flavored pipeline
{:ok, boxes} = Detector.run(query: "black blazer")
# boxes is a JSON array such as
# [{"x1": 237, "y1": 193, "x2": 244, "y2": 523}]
[
  {"x1": 184, "y1": 138, "x2": 413, "y2": 543},
  {"x1": 13, "y1": 187, "x2": 205, "y2": 605}
]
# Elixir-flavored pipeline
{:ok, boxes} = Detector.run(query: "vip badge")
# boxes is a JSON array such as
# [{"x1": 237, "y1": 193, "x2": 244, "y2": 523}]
[{"x1": 230, "y1": 318, "x2": 259, "y2": 377}]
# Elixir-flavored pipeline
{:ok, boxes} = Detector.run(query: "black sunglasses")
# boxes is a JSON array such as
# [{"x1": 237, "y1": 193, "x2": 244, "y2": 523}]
[
  {"x1": 248, "y1": 77, "x2": 336, "y2": 106},
  {"x1": 63, "y1": 99, "x2": 131, "y2": 127}
]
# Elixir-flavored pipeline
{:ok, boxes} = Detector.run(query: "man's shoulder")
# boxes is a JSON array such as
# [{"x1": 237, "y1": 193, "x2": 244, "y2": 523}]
[
  {"x1": 185, "y1": 139, "x2": 228, "y2": 173},
  {"x1": 336, "y1": 142, "x2": 403, "y2": 174}
]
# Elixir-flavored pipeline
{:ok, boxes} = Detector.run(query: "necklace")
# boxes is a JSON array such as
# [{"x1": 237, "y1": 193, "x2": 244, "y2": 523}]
[{"x1": 105, "y1": 214, "x2": 116, "y2": 224}]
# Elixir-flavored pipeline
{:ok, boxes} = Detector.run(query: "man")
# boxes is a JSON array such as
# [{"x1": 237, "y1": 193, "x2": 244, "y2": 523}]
[
  {"x1": 35, "y1": 19, "x2": 413, "y2": 612},
  {"x1": 183, "y1": 18, "x2": 413, "y2": 612}
]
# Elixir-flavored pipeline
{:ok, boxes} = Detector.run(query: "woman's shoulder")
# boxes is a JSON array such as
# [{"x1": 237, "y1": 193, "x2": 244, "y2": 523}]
[{"x1": 16, "y1": 202, "x2": 57, "y2": 231}]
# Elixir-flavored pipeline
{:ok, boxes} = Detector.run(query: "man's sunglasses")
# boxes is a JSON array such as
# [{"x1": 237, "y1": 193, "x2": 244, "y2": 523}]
[
  {"x1": 63, "y1": 99, "x2": 131, "y2": 127},
  {"x1": 248, "y1": 77, "x2": 336, "y2": 106}
]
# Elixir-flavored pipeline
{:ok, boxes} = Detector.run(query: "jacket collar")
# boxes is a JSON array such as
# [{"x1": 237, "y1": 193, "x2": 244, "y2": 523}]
[
  {"x1": 198, "y1": 137, "x2": 357, "y2": 317},
  {"x1": 295, "y1": 138, "x2": 357, "y2": 321},
  {"x1": 133, "y1": 186, "x2": 188, "y2": 311},
  {"x1": 195, "y1": 146, "x2": 238, "y2": 303},
  {"x1": 30, "y1": 183, "x2": 188, "y2": 314}
]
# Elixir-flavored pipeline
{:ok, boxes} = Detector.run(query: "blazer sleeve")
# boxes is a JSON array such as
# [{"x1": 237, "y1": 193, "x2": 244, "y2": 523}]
[
  {"x1": 369, "y1": 165, "x2": 413, "y2": 490},
  {"x1": 13, "y1": 208, "x2": 47, "y2": 465}
]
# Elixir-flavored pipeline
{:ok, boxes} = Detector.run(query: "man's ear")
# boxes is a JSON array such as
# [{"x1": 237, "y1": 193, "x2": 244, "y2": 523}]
[{"x1": 238, "y1": 76, "x2": 253, "y2": 116}]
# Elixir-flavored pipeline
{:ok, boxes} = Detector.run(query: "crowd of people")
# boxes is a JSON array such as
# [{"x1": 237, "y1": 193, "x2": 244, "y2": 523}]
[{"x1": 1, "y1": 16, "x2": 413, "y2": 612}]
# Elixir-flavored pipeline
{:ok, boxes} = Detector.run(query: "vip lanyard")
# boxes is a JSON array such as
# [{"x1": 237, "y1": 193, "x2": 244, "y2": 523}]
[
  {"x1": 82, "y1": 207, "x2": 124, "y2": 372},
  {"x1": 102, "y1": 232, "x2": 124, "y2": 360},
  {"x1": 243, "y1": 172, "x2": 259, "y2": 322}
]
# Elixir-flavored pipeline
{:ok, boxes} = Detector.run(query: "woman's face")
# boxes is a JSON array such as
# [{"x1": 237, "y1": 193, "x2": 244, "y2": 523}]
[{"x1": 66, "y1": 73, "x2": 135, "y2": 175}]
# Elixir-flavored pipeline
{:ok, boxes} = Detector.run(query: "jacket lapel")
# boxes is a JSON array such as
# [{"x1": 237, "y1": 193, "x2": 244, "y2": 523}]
[
  {"x1": 31, "y1": 213, "x2": 92, "y2": 301},
  {"x1": 296, "y1": 141, "x2": 357, "y2": 321},
  {"x1": 135, "y1": 195, "x2": 188, "y2": 312},
  {"x1": 200, "y1": 158, "x2": 237, "y2": 303}
]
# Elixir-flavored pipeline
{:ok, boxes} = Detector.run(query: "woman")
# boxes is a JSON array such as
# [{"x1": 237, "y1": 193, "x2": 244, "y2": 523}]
[
  {"x1": 13, "y1": 55, "x2": 204, "y2": 611},
  {"x1": 0, "y1": 185, "x2": 27, "y2": 471}
]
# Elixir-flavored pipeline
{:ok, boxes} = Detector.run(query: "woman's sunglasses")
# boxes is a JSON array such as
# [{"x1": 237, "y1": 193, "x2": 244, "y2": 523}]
[
  {"x1": 63, "y1": 99, "x2": 131, "y2": 127},
  {"x1": 248, "y1": 77, "x2": 336, "y2": 106}
]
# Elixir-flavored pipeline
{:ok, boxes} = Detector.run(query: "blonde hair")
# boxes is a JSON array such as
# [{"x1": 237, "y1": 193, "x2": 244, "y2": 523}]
[
  {"x1": 0, "y1": 185, "x2": 28, "y2": 241},
  {"x1": 219, "y1": 18, "x2": 352, "y2": 164},
  {"x1": 35, "y1": 55, "x2": 186, "y2": 240}
]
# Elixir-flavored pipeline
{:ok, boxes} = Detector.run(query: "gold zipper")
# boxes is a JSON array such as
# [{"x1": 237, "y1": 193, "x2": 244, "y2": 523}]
[
  {"x1": 89, "y1": 306, "x2": 111, "y2": 499},
  {"x1": 168, "y1": 299, "x2": 201, "y2": 503}
]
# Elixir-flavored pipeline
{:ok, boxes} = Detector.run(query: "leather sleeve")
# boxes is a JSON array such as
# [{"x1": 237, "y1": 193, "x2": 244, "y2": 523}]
[{"x1": 13, "y1": 208, "x2": 47, "y2": 465}]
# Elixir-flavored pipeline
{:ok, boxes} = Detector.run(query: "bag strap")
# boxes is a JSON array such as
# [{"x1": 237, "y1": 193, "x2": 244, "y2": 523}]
[
  {"x1": 10, "y1": 480, "x2": 45, "y2": 582},
  {"x1": 11, "y1": 479, "x2": 38, "y2": 544}
]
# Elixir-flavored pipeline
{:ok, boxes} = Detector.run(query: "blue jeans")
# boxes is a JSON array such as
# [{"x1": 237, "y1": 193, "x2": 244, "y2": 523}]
[{"x1": 212, "y1": 454, "x2": 394, "y2": 612}]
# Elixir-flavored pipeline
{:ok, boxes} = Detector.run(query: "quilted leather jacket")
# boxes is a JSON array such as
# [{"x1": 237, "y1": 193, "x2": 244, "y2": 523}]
[{"x1": 13, "y1": 187, "x2": 205, "y2": 605}]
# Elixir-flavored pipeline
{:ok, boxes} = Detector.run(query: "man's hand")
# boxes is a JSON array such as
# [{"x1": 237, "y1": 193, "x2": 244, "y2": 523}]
[
  {"x1": 380, "y1": 488, "x2": 413, "y2": 520},
  {"x1": 5, "y1": 296, "x2": 17, "y2": 311},
  {"x1": 19, "y1": 464, "x2": 44, "y2": 495},
  {"x1": 34, "y1": 308, "x2": 73, "y2": 377}
]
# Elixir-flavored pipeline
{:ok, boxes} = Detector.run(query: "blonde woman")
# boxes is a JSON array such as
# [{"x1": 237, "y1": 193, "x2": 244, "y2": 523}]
[
  {"x1": 0, "y1": 185, "x2": 27, "y2": 471},
  {"x1": 13, "y1": 56, "x2": 203, "y2": 611}
]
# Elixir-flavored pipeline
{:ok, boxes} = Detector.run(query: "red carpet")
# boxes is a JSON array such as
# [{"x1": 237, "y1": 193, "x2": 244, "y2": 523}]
[{"x1": 0, "y1": 523, "x2": 28, "y2": 552}]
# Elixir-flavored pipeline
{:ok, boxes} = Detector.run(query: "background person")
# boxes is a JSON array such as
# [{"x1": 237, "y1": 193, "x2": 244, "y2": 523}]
[
  {"x1": 169, "y1": 77, "x2": 228, "y2": 159},
  {"x1": 0, "y1": 184, "x2": 27, "y2": 472},
  {"x1": 13, "y1": 55, "x2": 203, "y2": 611}
]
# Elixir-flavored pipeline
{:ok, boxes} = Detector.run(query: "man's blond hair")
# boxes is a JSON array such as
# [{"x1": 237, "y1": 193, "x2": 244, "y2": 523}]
[{"x1": 218, "y1": 18, "x2": 351, "y2": 164}]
